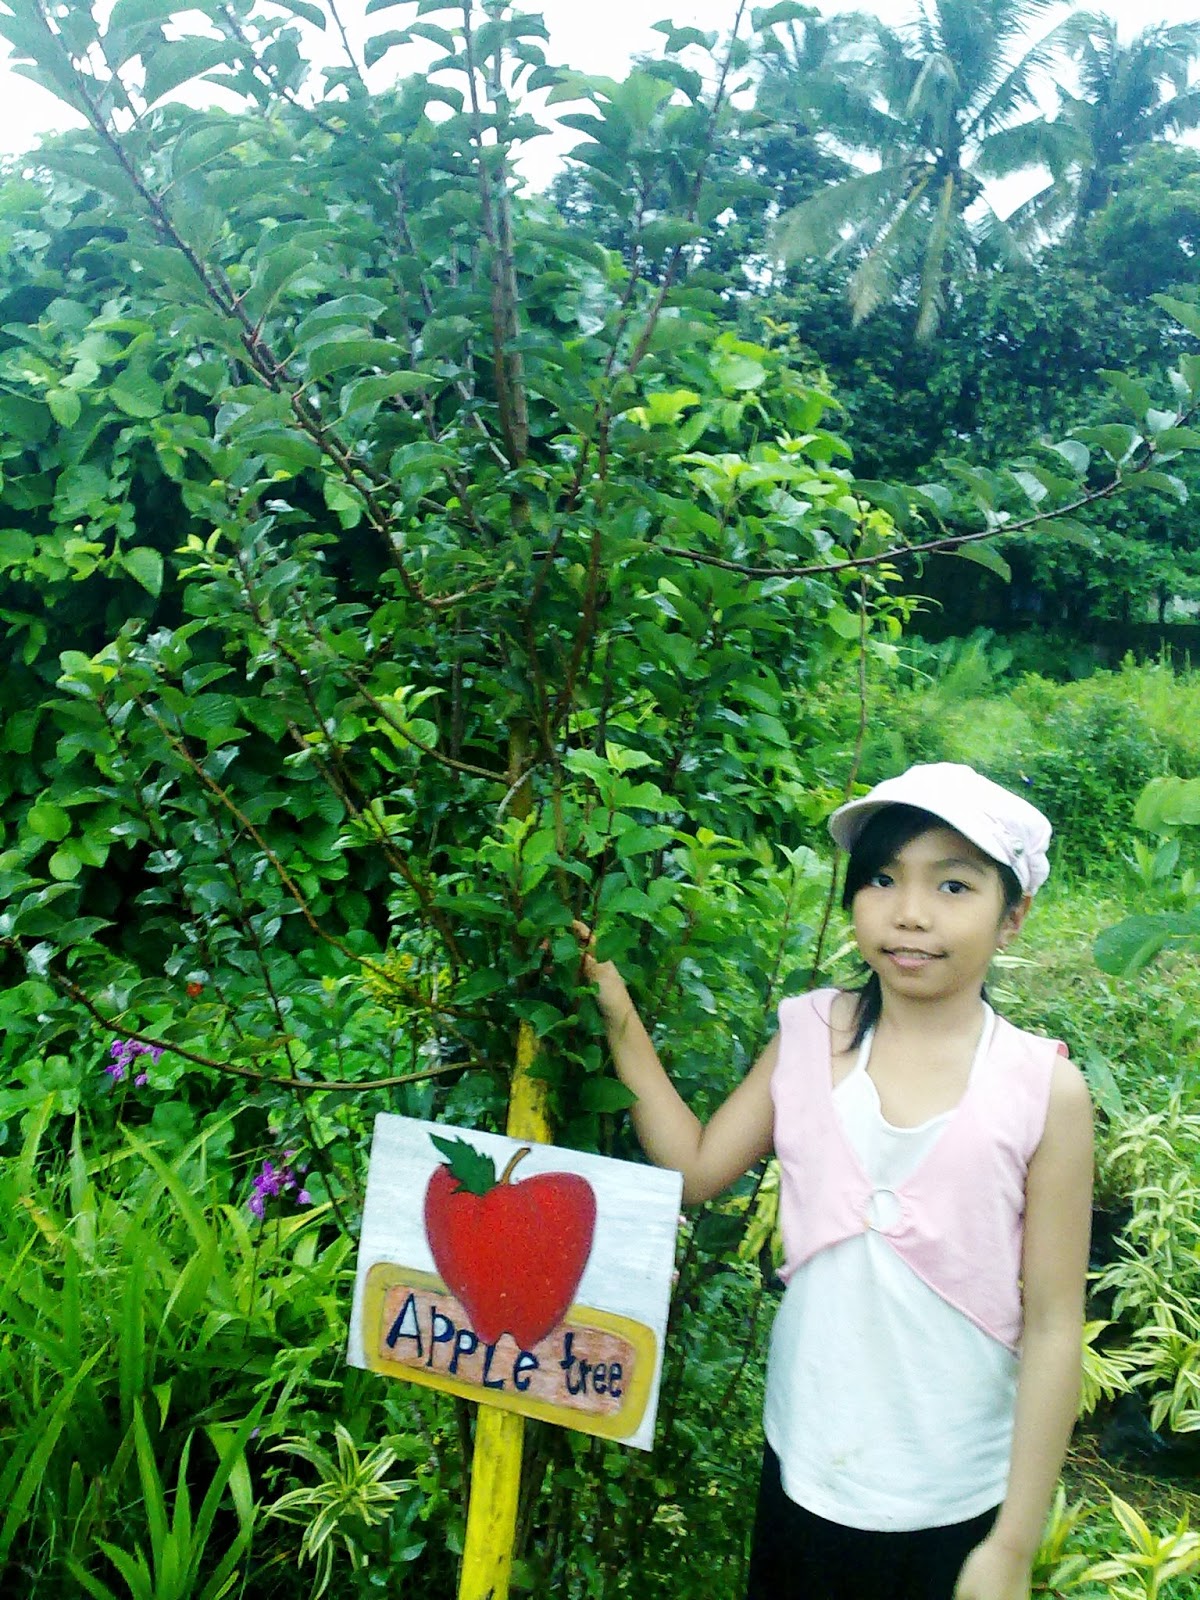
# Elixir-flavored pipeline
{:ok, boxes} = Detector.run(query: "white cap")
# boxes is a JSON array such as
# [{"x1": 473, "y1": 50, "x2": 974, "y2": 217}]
[{"x1": 827, "y1": 762, "x2": 1052, "y2": 895}]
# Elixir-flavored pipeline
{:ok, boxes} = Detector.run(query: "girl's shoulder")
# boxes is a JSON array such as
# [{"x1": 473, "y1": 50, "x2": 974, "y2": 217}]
[{"x1": 1045, "y1": 1050, "x2": 1093, "y2": 1117}]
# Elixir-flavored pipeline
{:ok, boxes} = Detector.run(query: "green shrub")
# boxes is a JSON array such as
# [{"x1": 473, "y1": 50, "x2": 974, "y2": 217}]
[
  {"x1": 846, "y1": 641, "x2": 1181, "y2": 868},
  {"x1": 1013, "y1": 685, "x2": 1168, "y2": 864}
]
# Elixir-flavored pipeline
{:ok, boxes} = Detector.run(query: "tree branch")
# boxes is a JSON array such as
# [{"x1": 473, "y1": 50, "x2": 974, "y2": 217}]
[
  {"x1": 128, "y1": 691, "x2": 497, "y2": 1000},
  {"x1": 655, "y1": 474, "x2": 1135, "y2": 580},
  {"x1": 9, "y1": 946, "x2": 472, "y2": 1094}
]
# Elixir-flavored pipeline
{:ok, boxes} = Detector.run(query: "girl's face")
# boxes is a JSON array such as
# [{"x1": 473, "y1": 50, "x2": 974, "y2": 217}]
[{"x1": 851, "y1": 825, "x2": 1028, "y2": 1004}]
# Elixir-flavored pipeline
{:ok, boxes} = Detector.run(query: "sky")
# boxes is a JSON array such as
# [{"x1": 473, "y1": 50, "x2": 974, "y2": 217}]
[{"x1": 2, "y1": 0, "x2": 1199, "y2": 195}]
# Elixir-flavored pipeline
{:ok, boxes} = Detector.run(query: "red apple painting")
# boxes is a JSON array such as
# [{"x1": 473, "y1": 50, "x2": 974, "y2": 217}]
[{"x1": 423, "y1": 1133, "x2": 597, "y2": 1349}]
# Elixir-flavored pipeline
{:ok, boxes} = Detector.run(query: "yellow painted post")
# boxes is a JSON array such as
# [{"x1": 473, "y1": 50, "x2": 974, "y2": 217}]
[{"x1": 457, "y1": 1018, "x2": 550, "y2": 1600}]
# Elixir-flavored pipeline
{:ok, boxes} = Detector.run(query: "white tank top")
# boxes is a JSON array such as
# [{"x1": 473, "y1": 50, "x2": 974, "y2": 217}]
[{"x1": 763, "y1": 1008, "x2": 1019, "y2": 1531}]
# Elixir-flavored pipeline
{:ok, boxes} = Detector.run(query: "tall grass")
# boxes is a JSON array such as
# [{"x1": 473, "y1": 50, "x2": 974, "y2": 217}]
[{"x1": 0, "y1": 1102, "x2": 378, "y2": 1598}]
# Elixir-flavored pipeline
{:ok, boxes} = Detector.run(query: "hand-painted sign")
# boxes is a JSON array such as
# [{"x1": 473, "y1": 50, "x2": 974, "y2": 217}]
[{"x1": 348, "y1": 1115, "x2": 683, "y2": 1450}]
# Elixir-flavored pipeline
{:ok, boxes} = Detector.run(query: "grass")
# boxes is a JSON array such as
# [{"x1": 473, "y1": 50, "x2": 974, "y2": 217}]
[
  {"x1": 1059, "y1": 1428, "x2": 1200, "y2": 1600},
  {"x1": 1065, "y1": 1426, "x2": 1199, "y2": 1528},
  {"x1": 994, "y1": 882, "x2": 1200, "y2": 1118}
]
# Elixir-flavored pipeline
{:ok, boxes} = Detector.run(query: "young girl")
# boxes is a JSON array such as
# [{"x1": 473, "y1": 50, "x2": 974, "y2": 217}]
[{"x1": 579, "y1": 762, "x2": 1093, "y2": 1600}]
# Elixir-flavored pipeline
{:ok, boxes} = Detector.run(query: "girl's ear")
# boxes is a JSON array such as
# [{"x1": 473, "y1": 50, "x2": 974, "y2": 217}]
[{"x1": 997, "y1": 892, "x2": 1033, "y2": 949}]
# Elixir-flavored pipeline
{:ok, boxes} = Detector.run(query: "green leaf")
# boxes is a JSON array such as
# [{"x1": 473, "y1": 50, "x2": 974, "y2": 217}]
[
  {"x1": 55, "y1": 463, "x2": 110, "y2": 521},
  {"x1": 957, "y1": 543, "x2": 1011, "y2": 581},
  {"x1": 339, "y1": 370, "x2": 432, "y2": 424},
  {"x1": 1134, "y1": 776, "x2": 1200, "y2": 832},
  {"x1": 713, "y1": 350, "x2": 766, "y2": 392},
  {"x1": 419, "y1": 317, "x2": 475, "y2": 361},
  {"x1": 364, "y1": 29, "x2": 410, "y2": 67},
  {"x1": 27, "y1": 801, "x2": 71, "y2": 842},
  {"x1": 639, "y1": 218, "x2": 705, "y2": 255},
  {"x1": 143, "y1": 38, "x2": 231, "y2": 107},
  {"x1": 1009, "y1": 469, "x2": 1047, "y2": 506},
  {"x1": 122, "y1": 547, "x2": 164, "y2": 597},
  {"x1": 854, "y1": 481, "x2": 911, "y2": 529},
  {"x1": 407, "y1": 20, "x2": 456, "y2": 48},
  {"x1": 1179, "y1": 353, "x2": 1200, "y2": 398},
  {"x1": 694, "y1": 1211, "x2": 744, "y2": 1255},
  {"x1": 306, "y1": 336, "x2": 402, "y2": 381},
  {"x1": 1154, "y1": 293, "x2": 1200, "y2": 340},
  {"x1": 295, "y1": 295, "x2": 387, "y2": 340},
  {"x1": 1150, "y1": 427, "x2": 1200, "y2": 451},
  {"x1": 322, "y1": 473, "x2": 364, "y2": 528},
  {"x1": 753, "y1": 1, "x2": 814, "y2": 26},
  {"x1": 230, "y1": 426, "x2": 322, "y2": 472},
  {"x1": 242, "y1": 245, "x2": 320, "y2": 320},
  {"x1": 519, "y1": 221, "x2": 606, "y2": 268},
  {"x1": 47, "y1": 387, "x2": 82, "y2": 427},
  {"x1": 632, "y1": 389, "x2": 701, "y2": 428},
  {"x1": 912, "y1": 482, "x2": 953, "y2": 516},
  {"x1": 1041, "y1": 517, "x2": 1095, "y2": 548},
  {"x1": 579, "y1": 1078, "x2": 638, "y2": 1113},
  {"x1": 168, "y1": 121, "x2": 248, "y2": 181},
  {"x1": 271, "y1": 0, "x2": 327, "y2": 25},
  {"x1": 429, "y1": 1134, "x2": 497, "y2": 1196},
  {"x1": 127, "y1": 243, "x2": 211, "y2": 305},
  {"x1": 48, "y1": 844, "x2": 82, "y2": 881},
  {"x1": 825, "y1": 605, "x2": 862, "y2": 640},
  {"x1": 0, "y1": 398, "x2": 51, "y2": 451},
  {"x1": 1047, "y1": 440, "x2": 1089, "y2": 476},
  {"x1": 1093, "y1": 912, "x2": 1200, "y2": 976},
  {"x1": 106, "y1": 0, "x2": 186, "y2": 39},
  {"x1": 1070, "y1": 425, "x2": 1139, "y2": 465},
  {"x1": 651, "y1": 22, "x2": 714, "y2": 52},
  {"x1": 1079, "y1": 1054, "x2": 1125, "y2": 1122},
  {"x1": 110, "y1": 365, "x2": 164, "y2": 418},
  {"x1": 0, "y1": 531, "x2": 35, "y2": 567},
  {"x1": 1098, "y1": 370, "x2": 1151, "y2": 421},
  {"x1": 1133, "y1": 470, "x2": 1187, "y2": 504}
]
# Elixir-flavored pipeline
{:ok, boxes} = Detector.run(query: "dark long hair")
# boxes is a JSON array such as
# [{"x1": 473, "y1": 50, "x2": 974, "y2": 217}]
[{"x1": 840, "y1": 804, "x2": 1024, "y2": 1049}]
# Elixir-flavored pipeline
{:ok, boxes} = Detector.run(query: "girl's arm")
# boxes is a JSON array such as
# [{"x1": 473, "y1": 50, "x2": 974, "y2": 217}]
[
  {"x1": 955, "y1": 1055, "x2": 1094, "y2": 1600},
  {"x1": 581, "y1": 937, "x2": 776, "y2": 1205}
]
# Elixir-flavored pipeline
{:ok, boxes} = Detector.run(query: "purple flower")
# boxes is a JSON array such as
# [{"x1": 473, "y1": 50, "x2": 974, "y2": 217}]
[
  {"x1": 104, "y1": 1037, "x2": 161, "y2": 1087},
  {"x1": 247, "y1": 1152, "x2": 312, "y2": 1218}
]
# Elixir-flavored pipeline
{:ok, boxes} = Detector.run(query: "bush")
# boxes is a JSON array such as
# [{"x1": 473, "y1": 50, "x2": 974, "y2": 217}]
[{"x1": 844, "y1": 638, "x2": 1178, "y2": 869}]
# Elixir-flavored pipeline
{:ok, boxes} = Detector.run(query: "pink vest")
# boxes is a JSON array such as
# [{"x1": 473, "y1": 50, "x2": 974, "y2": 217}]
[{"x1": 772, "y1": 990, "x2": 1062, "y2": 1352}]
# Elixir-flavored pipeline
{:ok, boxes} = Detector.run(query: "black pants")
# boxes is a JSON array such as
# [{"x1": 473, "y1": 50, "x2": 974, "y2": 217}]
[{"x1": 746, "y1": 1445, "x2": 999, "y2": 1600}]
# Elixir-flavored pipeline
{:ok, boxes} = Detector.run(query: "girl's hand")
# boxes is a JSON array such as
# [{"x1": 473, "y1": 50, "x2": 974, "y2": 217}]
[
  {"x1": 571, "y1": 919, "x2": 600, "y2": 977},
  {"x1": 953, "y1": 1536, "x2": 1032, "y2": 1600},
  {"x1": 571, "y1": 920, "x2": 629, "y2": 1018}
]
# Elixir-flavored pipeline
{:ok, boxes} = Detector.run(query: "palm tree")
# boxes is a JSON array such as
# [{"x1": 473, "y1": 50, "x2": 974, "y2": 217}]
[
  {"x1": 762, "y1": 0, "x2": 1064, "y2": 340},
  {"x1": 1000, "y1": 14, "x2": 1200, "y2": 244}
]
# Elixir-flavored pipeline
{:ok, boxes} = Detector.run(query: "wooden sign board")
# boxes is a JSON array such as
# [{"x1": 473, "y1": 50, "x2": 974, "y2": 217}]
[{"x1": 348, "y1": 1115, "x2": 683, "y2": 1450}]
